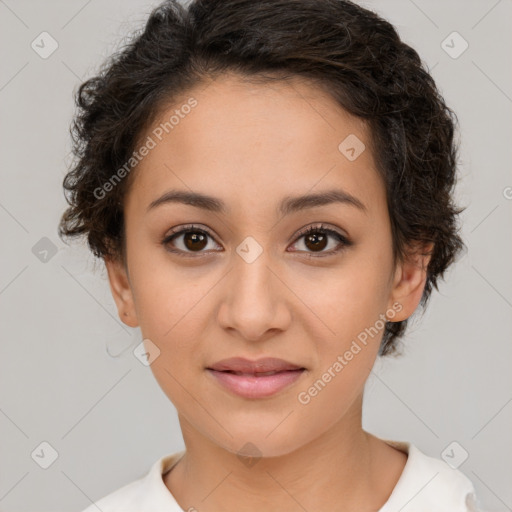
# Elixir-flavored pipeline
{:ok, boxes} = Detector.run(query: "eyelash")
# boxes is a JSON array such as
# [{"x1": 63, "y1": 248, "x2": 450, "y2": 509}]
[{"x1": 161, "y1": 223, "x2": 352, "y2": 259}]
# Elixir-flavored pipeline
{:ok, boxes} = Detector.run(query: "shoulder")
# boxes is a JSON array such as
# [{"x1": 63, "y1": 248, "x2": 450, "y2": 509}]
[
  {"x1": 379, "y1": 440, "x2": 483, "y2": 512},
  {"x1": 80, "y1": 451, "x2": 186, "y2": 512}
]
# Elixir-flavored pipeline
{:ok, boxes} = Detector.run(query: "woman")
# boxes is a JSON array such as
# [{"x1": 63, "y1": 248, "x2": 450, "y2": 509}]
[{"x1": 59, "y1": 0, "x2": 482, "y2": 510}]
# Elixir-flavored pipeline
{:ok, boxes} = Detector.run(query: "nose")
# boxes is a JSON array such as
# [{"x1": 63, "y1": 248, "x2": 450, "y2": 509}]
[{"x1": 217, "y1": 248, "x2": 292, "y2": 342}]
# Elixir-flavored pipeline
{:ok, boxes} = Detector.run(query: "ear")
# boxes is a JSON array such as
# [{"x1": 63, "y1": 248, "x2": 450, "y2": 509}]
[
  {"x1": 387, "y1": 242, "x2": 434, "y2": 322},
  {"x1": 104, "y1": 256, "x2": 139, "y2": 328}
]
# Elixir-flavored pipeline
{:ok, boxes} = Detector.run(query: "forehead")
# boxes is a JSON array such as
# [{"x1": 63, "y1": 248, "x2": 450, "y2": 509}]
[{"x1": 125, "y1": 73, "x2": 385, "y2": 219}]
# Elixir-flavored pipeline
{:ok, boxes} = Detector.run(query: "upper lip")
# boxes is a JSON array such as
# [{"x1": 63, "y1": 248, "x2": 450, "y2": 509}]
[{"x1": 207, "y1": 357, "x2": 304, "y2": 373}]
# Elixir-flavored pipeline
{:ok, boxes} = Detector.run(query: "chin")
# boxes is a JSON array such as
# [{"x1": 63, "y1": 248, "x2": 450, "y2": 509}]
[{"x1": 206, "y1": 420, "x2": 317, "y2": 460}]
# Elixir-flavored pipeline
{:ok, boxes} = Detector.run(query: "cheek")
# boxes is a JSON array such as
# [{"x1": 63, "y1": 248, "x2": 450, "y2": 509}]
[
  {"x1": 297, "y1": 259, "x2": 391, "y2": 343},
  {"x1": 291, "y1": 244, "x2": 392, "y2": 395},
  {"x1": 337, "y1": 238, "x2": 394, "y2": 327},
  {"x1": 128, "y1": 244, "x2": 210, "y2": 339},
  {"x1": 133, "y1": 278, "x2": 208, "y2": 413}
]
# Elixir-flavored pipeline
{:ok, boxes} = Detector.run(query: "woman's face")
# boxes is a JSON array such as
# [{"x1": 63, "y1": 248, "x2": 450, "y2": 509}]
[{"x1": 106, "y1": 74, "x2": 428, "y2": 457}]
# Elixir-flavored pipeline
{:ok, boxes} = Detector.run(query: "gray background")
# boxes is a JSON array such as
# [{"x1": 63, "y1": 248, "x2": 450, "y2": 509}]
[{"x1": 0, "y1": 0, "x2": 511, "y2": 511}]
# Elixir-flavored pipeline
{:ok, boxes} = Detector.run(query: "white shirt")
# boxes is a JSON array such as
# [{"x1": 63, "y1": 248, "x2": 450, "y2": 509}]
[{"x1": 81, "y1": 439, "x2": 483, "y2": 512}]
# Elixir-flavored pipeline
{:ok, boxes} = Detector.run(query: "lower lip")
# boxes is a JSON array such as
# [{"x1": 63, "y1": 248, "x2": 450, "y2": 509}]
[{"x1": 206, "y1": 369, "x2": 305, "y2": 399}]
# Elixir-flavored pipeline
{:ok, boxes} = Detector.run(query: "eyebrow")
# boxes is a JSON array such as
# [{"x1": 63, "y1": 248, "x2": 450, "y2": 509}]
[{"x1": 146, "y1": 188, "x2": 367, "y2": 216}]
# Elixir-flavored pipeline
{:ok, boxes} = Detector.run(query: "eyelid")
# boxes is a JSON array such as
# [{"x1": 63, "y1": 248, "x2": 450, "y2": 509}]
[
  {"x1": 165, "y1": 223, "x2": 216, "y2": 239},
  {"x1": 292, "y1": 223, "x2": 348, "y2": 242}
]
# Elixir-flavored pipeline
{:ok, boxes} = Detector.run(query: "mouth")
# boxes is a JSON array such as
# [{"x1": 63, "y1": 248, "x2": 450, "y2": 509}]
[
  {"x1": 207, "y1": 356, "x2": 305, "y2": 374},
  {"x1": 206, "y1": 363, "x2": 306, "y2": 399},
  {"x1": 214, "y1": 369, "x2": 304, "y2": 377}
]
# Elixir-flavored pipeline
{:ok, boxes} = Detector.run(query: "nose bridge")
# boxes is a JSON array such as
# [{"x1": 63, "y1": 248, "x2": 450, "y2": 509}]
[
  {"x1": 233, "y1": 236, "x2": 277, "y2": 309},
  {"x1": 218, "y1": 236, "x2": 289, "y2": 340},
  {"x1": 234, "y1": 242, "x2": 274, "y2": 301}
]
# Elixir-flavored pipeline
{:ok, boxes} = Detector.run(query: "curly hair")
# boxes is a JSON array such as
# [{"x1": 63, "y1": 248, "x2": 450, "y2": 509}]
[{"x1": 58, "y1": 0, "x2": 466, "y2": 357}]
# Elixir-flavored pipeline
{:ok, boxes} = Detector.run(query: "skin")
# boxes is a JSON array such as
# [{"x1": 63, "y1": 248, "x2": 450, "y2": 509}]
[{"x1": 105, "y1": 73, "x2": 433, "y2": 511}]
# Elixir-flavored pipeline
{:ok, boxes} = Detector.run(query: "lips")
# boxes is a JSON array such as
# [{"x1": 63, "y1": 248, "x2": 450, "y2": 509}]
[
  {"x1": 206, "y1": 357, "x2": 306, "y2": 398},
  {"x1": 207, "y1": 357, "x2": 305, "y2": 374}
]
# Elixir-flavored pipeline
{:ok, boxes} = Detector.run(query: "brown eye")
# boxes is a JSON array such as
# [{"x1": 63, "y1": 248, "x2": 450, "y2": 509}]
[
  {"x1": 162, "y1": 223, "x2": 351, "y2": 258},
  {"x1": 290, "y1": 224, "x2": 351, "y2": 256},
  {"x1": 303, "y1": 231, "x2": 328, "y2": 252},
  {"x1": 162, "y1": 225, "x2": 221, "y2": 256},
  {"x1": 182, "y1": 231, "x2": 208, "y2": 251}
]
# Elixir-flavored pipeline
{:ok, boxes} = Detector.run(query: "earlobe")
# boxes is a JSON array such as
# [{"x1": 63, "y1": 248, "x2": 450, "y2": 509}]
[
  {"x1": 104, "y1": 256, "x2": 139, "y2": 328},
  {"x1": 387, "y1": 242, "x2": 433, "y2": 322}
]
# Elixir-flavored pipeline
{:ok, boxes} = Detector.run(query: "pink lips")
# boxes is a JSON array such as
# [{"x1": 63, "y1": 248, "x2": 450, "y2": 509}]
[{"x1": 206, "y1": 357, "x2": 306, "y2": 399}]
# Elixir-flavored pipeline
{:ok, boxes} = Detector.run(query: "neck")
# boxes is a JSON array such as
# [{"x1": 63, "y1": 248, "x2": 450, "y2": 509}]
[{"x1": 164, "y1": 395, "x2": 405, "y2": 511}]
